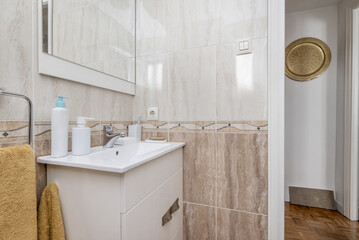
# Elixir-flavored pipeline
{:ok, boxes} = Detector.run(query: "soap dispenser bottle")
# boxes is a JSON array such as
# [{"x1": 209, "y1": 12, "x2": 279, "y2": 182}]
[
  {"x1": 72, "y1": 117, "x2": 94, "y2": 156},
  {"x1": 51, "y1": 96, "x2": 69, "y2": 158}
]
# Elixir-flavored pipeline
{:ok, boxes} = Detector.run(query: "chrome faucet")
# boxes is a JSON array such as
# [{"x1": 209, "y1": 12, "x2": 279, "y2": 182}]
[{"x1": 103, "y1": 125, "x2": 126, "y2": 148}]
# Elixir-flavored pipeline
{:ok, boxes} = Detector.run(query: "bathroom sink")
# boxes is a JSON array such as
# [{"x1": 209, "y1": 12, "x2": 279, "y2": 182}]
[
  {"x1": 37, "y1": 142, "x2": 184, "y2": 173},
  {"x1": 38, "y1": 141, "x2": 185, "y2": 240}
]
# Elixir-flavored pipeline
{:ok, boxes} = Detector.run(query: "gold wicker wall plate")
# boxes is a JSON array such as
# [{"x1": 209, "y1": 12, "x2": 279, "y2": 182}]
[{"x1": 285, "y1": 37, "x2": 331, "y2": 81}]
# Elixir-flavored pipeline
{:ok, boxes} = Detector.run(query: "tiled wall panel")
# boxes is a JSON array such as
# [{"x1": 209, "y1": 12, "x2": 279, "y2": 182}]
[{"x1": 135, "y1": 0, "x2": 269, "y2": 238}]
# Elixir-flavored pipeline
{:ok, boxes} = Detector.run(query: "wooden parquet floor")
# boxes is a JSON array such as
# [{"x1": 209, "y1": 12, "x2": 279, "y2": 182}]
[{"x1": 285, "y1": 202, "x2": 359, "y2": 240}]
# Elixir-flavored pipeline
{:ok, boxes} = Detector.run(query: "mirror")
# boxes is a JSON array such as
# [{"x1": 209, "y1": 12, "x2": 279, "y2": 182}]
[{"x1": 41, "y1": 0, "x2": 135, "y2": 84}]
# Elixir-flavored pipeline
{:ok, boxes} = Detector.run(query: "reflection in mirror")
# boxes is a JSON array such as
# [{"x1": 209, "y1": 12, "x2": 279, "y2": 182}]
[{"x1": 42, "y1": 0, "x2": 135, "y2": 83}]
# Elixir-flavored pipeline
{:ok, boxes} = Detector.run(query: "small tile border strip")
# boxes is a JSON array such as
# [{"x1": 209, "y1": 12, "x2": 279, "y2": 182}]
[
  {"x1": 0, "y1": 121, "x2": 133, "y2": 143},
  {"x1": 1, "y1": 120, "x2": 268, "y2": 143},
  {"x1": 140, "y1": 121, "x2": 268, "y2": 132}
]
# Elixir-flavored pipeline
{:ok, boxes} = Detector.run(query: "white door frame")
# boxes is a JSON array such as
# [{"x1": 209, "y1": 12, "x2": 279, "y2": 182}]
[
  {"x1": 268, "y1": 0, "x2": 285, "y2": 239},
  {"x1": 346, "y1": 7, "x2": 359, "y2": 220},
  {"x1": 268, "y1": 0, "x2": 359, "y2": 235}
]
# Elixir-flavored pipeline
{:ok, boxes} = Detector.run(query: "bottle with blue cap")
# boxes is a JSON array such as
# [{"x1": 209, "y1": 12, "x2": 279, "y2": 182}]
[{"x1": 51, "y1": 96, "x2": 69, "y2": 157}]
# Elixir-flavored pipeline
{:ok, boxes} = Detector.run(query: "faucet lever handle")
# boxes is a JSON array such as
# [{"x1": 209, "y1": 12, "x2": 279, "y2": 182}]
[{"x1": 103, "y1": 125, "x2": 114, "y2": 135}]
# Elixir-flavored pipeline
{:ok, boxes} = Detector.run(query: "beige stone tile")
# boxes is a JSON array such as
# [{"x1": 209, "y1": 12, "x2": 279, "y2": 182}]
[
  {"x1": 0, "y1": 140, "x2": 28, "y2": 148},
  {"x1": 36, "y1": 163, "x2": 47, "y2": 204},
  {"x1": 142, "y1": 131, "x2": 158, "y2": 141},
  {"x1": 183, "y1": 203, "x2": 216, "y2": 240},
  {"x1": 217, "y1": 133, "x2": 268, "y2": 214},
  {"x1": 91, "y1": 134, "x2": 102, "y2": 147},
  {"x1": 100, "y1": 89, "x2": 133, "y2": 121},
  {"x1": 34, "y1": 138, "x2": 51, "y2": 157},
  {"x1": 136, "y1": 0, "x2": 169, "y2": 56},
  {"x1": 217, "y1": 208, "x2": 268, "y2": 240},
  {"x1": 34, "y1": 75, "x2": 102, "y2": 121},
  {"x1": 0, "y1": 121, "x2": 28, "y2": 131},
  {"x1": 168, "y1": 47, "x2": 216, "y2": 121},
  {"x1": 216, "y1": 38, "x2": 268, "y2": 122},
  {"x1": 0, "y1": 136, "x2": 28, "y2": 144},
  {"x1": 0, "y1": 0, "x2": 33, "y2": 121},
  {"x1": 214, "y1": 0, "x2": 267, "y2": 43},
  {"x1": 141, "y1": 130, "x2": 169, "y2": 141},
  {"x1": 169, "y1": 132, "x2": 216, "y2": 206},
  {"x1": 168, "y1": 0, "x2": 216, "y2": 51},
  {"x1": 134, "y1": 54, "x2": 169, "y2": 121},
  {"x1": 34, "y1": 121, "x2": 51, "y2": 140}
]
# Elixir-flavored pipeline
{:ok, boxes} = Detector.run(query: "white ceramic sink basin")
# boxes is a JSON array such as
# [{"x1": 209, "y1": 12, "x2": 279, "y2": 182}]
[{"x1": 37, "y1": 142, "x2": 185, "y2": 173}]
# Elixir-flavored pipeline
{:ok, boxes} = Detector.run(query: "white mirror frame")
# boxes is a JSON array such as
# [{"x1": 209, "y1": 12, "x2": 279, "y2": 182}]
[{"x1": 37, "y1": 0, "x2": 136, "y2": 95}]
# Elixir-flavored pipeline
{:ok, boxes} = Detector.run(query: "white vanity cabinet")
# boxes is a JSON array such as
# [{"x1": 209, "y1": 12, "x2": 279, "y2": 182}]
[{"x1": 40, "y1": 143, "x2": 184, "y2": 240}]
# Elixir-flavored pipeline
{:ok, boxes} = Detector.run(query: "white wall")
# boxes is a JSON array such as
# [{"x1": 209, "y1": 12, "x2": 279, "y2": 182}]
[{"x1": 285, "y1": 5, "x2": 338, "y2": 201}]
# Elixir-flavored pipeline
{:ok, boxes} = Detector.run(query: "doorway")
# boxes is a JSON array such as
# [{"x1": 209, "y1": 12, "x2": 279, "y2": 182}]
[{"x1": 284, "y1": 0, "x2": 359, "y2": 238}]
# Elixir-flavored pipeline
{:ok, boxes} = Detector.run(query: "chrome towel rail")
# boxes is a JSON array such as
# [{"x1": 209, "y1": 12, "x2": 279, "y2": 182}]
[{"x1": 0, "y1": 88, "x2": 33, "y2": 147}]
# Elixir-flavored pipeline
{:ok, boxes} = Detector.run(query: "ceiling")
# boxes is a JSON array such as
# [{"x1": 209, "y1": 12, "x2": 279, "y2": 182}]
[{"x1": 286, "y1": 0, "x2": 341, "y2": 13}]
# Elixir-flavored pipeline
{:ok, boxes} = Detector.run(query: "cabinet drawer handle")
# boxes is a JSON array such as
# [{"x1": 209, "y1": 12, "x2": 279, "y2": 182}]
[
  {"x1": 162, "y1": 198, "x2": 180, "y2": 226},
  {"x1": 162, "y1": 210, "x2": 172, "y2": 226},
  {"x1": 170, "y1": 198, "x2": 179, "y2": 214}
]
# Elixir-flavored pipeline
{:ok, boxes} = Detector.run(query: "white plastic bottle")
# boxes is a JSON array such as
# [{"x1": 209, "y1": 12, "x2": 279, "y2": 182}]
[
  {"x1": 51, "y1": 96, "x2": 69, "y2": 158},
  {"x1": 72, "y1": 117, "x2": 94, "y2": 156}
]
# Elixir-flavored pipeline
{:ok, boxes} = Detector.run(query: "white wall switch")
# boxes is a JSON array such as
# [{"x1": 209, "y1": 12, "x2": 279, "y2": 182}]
[
  {"x1": 237, "y1": 39, "x2": 252, "y2": 55},
  {"x1": 147, "y1": 107, "x2": 159, "y2": 121}
]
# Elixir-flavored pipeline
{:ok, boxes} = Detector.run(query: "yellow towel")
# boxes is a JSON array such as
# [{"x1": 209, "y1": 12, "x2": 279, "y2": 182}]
[
  {"x1": 37, "y1": 182, "x2": 65, "y2": 240},
  {"x1": 0, "y1": 144, "x2": 37, "y2": 240}
]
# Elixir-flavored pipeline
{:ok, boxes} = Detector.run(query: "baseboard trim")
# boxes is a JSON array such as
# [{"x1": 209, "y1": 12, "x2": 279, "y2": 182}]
[
  {"x1": 289, "y1": 186, "x2": 336, "y2": 210},
  {"x1": 335, "y1": 201, "x2": 344, "y2": 215}
]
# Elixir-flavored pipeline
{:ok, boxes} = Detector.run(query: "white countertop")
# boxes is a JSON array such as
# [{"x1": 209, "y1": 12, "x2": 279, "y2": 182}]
[{"x1": 37, "y1": 142, "x2": 185, "y2": 173}]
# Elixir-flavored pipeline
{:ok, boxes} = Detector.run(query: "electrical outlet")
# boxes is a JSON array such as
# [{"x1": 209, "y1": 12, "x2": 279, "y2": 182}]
[{"x1": 147, "y1": 107, "x2": 159, "y2": 121}]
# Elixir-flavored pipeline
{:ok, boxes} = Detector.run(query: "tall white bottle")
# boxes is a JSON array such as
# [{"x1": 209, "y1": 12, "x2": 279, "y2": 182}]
[
  {"x1": 72, "y1": 116, "x2": 94, "y2": 156},
  {"x1": 51, "y1": 96, "x2": 69, "y2": 158}
]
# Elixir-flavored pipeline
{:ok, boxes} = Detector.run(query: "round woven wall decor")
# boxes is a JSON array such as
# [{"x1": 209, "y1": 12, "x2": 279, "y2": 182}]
[{"x1": 285, "y1": 37, "x2": 331, "y2": 81}]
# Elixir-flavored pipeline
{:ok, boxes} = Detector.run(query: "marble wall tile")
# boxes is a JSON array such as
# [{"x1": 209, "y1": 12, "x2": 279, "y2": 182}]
[
  {"x1": 168, "y1": 47, "x2": 216, "y2": 121},
  {"x1": 170, "y1": 132, "x2": 216, "y2": 206},
  {"x1": 183, "y1": 203, "x2": 216, "y2": 240},
  {"x1": 141, "y1": 130, "x2": 168, "y2": 141},
  {"x1": 34, "y1": 138, "x2": 50, "y2": 203},
  {"x1": 34, "y1": 75, "x2": 103, "y2": 121},
  {"x1": 217, "y1": 208, "x2": 268, "y2": 240},
  {"x1": 134, "y1": 53, "x2": 169, "y2": 121},
  {"x1": 214, "y1": 0, "x2": 267, "y2": 44},
  {"x1": 217, "y1": 133, "x2": 268, "y2": 214},
  {"x1": 0, "y1": 0, "x2": 33, "y2": 121},
  {"x1": 34, "y1": 138, "x2": 51, "y2": 157},
  {"x1": 136, "y1": 0, "x2": 169, "y2": 56},
  {"x1": 216, "y1": 38, "x2": 268, "y2": 121},
  {"x1": 134, "y1": 0, "x2": 269, "y2": 238},
  {"x1": 100, "y1": 89, "x2": 133, "y2": 121},
  {"x1": 168, "y1": 0, "x2": 216, "y2": 51},
  {"x1": 36, "y1": 162, "x2": 47, "y2": 204}
]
